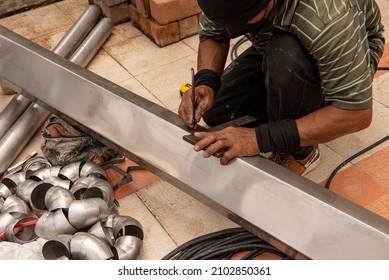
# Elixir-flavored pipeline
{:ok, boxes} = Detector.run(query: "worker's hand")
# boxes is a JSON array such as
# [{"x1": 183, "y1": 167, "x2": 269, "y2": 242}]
[
  {"x1": 178, "y1": 85, "x2": 214, "y2": 129},
  {"x1": 193, "y1": 127, "x2": 260, "y2": 165}
]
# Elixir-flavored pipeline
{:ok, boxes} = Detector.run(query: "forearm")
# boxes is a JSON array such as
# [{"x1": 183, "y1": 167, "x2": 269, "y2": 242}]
[
  {"x1": 197, "y1": 38, "x2": 230, "y2": 75},
  {"x1": 296, "y1": 104, "x2": 373, "y2": 146}
]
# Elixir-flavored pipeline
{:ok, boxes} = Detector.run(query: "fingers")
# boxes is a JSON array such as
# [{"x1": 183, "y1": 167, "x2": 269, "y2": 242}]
[
  {"x1": 178, "y1": 90, "x2": 195, "y2": 128},
  {"x1": 178, "y1": 85, "x2": 215, "y2": 128},
  {"x1": 194, "y1": 131, "x2": 232, "y2": 164},
  {"x1": 192, "y1": 127, "x2": 259, "y2": 165}
]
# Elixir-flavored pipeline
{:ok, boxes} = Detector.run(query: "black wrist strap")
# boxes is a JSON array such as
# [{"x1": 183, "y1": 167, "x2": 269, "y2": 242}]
[
  {"x1": 194, "y1": 69, "x2": 221, "y2": 95},
  {"x1": 255, "y1": 119, "x2": 300, "y2": 153}
]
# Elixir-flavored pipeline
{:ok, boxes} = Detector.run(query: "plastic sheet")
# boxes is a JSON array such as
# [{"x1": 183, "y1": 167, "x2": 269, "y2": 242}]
[{"x1": 0, "y1": 238, "x2": 45, "y2": 260}]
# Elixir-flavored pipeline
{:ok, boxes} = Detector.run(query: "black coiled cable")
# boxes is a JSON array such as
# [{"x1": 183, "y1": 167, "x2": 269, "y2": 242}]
[{"x1": 162, "y1": 227, "x2": 291, "y2": 260}]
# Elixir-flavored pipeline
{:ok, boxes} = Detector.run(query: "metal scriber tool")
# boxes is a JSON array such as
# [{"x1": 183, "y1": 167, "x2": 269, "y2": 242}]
[{"x1": 191, "y1": 68, "x2": 196, "y2": 127}]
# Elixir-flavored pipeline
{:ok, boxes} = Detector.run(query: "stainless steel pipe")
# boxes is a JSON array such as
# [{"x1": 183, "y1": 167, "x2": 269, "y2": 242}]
[
  {"x1": 0, "y1": 16, "x2": 113, "y2": 175},
  {"x1": 0, "y1": 5, "x2": 102, "y2": 140},
  {"x1": 52, "y1": 5, "x2": 102, "y2": 59},
  {"x1": 69, "y1": 18, "x2": 114, "y2": 68}
]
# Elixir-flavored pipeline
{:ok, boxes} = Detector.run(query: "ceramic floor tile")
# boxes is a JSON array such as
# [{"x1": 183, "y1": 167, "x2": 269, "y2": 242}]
[
  {"x1": 135, "y1": 54, "x2": 197, "y2": 112},
  {"x1": 365, "y1": 193, "x2": 389, "y2": 220},
  {"x1": 32, "y1": 27, "x2": 70, "y2": 51},
  {"x1": 373, "y1": 72, "x2": 389, "y2": 107},
  {"x1": 102, "y1": 21, "x2": 142, "y2": 49},
  {"x1": 325, "y1": 101, "x2": 389, "y2": 161},
  {"x1": 137, "y1": 180, "x2": 237, "y2": 245},
  {"x1": 0, "y1": 4, "x2": 72, "y2": 39},
  {"x1": 377, "y1": 0, "x2": 389, "y2": 40},
  {"x1": 104, "y1": 35, "x2": 195, "y2": 76},
  {"x1": 0, "y1": 93, "x2": 15, "y2": 111},
  {"x1": 354, "y1": 147, "x2": 389, "y2": 189},
  {"x1": 324, "y1": 165, "x2": 388, "y2": 207},
  {"x1": 55, "y1": 0, "x2": 89, "y2": 22},
  {"x1": 181, "y1": 35, "x2": 199, "y2": 52},
  {"x1": 376, "y1": 44, "x2": 389, "y2": 78},
  {"x1": 117, "y1": 77, "x2": 164, "y2": 106},
  {"x1": 86, "y1": 49, "x2": 133, "y2": 84}
]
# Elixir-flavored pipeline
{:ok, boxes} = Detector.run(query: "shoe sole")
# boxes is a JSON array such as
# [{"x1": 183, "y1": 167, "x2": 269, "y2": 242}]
[{"x1": 301, "y1": 151, "x2": 321, "y2": 176}]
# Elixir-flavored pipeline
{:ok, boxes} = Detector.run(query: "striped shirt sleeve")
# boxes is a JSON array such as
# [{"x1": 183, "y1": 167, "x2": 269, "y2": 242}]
[
  {"x1": 286, "y1": 0, "x2": 384, "y2": 110},
  {"x1": 198, "y1": 13, "x2": 229, "y2": 42}
]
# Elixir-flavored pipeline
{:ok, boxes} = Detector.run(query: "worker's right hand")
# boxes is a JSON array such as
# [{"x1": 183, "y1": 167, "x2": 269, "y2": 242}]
[{"x1": 178, "y1": 85, "x2": 215, "y2": 129}]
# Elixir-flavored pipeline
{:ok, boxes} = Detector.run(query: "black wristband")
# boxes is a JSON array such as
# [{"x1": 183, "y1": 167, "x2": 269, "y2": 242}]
[
  {"x1": 194, "y1": 69, "x2": 221, "y2": 95},
  {"x1": 255, "y1": 119, "x2": 300, "y2": 153}
]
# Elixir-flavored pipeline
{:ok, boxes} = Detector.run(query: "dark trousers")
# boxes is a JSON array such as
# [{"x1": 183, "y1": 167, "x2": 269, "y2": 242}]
[{"x1": 203, "y1": 30, "x2": 324, "y2": 157}]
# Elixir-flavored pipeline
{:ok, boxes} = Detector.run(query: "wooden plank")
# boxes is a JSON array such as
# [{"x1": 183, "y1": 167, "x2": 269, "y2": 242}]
[
  {"x1": 136, "y1": 180, "x2": 237, "y2": 246},
  {"x1": 118, "y1": 192, "x2": 177, "y2": 259}
]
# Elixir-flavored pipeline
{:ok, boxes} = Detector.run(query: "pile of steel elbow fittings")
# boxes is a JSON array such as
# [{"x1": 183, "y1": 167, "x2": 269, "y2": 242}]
[{"x1": 0, "y1": 161, "x2": 143, "y2": 260}]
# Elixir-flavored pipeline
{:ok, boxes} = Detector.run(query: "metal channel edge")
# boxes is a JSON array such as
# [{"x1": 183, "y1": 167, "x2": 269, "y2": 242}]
[{"x1": 0, "y1": 25, "x2": 388, "y2": 259}]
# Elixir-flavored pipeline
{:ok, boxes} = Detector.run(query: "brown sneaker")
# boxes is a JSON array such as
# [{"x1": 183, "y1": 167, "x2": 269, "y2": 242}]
[{"x1": 268, "y1": 146, "x2": 321, "y2": 176}]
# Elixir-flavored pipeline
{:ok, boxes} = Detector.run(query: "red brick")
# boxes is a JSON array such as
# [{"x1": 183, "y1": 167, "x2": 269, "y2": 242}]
[
  {"x1": 130, "y1": 4, "x2": 179, "y2": 47},
  {"x1": 149, "y1": 19, "x2": 180, "y2": 47},
  {"x1": 134, "y1": 0, "x2": 151, "y2": 18},
  {"x1": 178, "y1": 14, "x2": 199, "y2": 39},
  {"x1": 149, "y1": 0, "x2": 201, "y2": 25},
  {"x1": 129, "y1": 4, "x2": 151, "y2": 35},
  {"x1": 94, "y1": 0, "x2": 131, "y2": 24}
]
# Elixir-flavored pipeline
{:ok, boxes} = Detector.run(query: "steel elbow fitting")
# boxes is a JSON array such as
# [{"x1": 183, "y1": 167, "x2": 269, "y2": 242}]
[
  {"x1": 4, "y1": 215, "x2": 38, "y2": 244},
  {"x1": 59, "y1": 161, "x2": 107, "y2": 182},
  {"x1": 70, "y1": 176, "x2": 94, "y2": 198},
  {"x1": 43, "y1": 176, "x2": 72, "y2": 190},
  {"x1": 41, "y1": 234, "x2": 72, "y2": 260},
  {"x1": 2, "y1": 195, "x2": 30, "y2": 216},
  {"x1": 68, "y1": 197, "x2": 109, "y2": 229},
  {"x1": 0, "y1": 182, "x2": 13, "y2": 199},
  {"x1": 88, "y1": 221, "x2": 114, "y2": 246},
  {"x1": 83, "y1": 178, "x2": 115, "y2": 207},
  {"x1": 113, "y1": 235, "x2": 143, "y2": 260},
  {"x1": 29, "y1": 182, "x2": 53, "y2": 217},
  {"x1": 112, "y1": 215, "x2": 144, "y2": 240},
  {"x1": 0, "y1": 212, "x2": 15, "y2": 233},
  {"x1": 14, "y1": 179, "x2": 40, "y2": 204},
  {"x1": 70, "y1": 232, "x2": 114, "y2": 260},
  {"x1": 44, "y1": 185, "x2": 75, "y2": 211},
  {"x1": 2, "y1": 171, "x2": 28, "y2": 190},
  {"x1": 80, "y1": 161, "x2": 107, "y2": 179},
  {"x1": 35, "y1": 209, "x2": 77, "y2": 240},
  {"x1": 29, "y1": 166, "x2": 61, "y2": 181}
]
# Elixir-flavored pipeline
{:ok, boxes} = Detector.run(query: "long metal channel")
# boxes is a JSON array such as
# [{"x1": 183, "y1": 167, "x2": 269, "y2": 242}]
[
  {"x1": 0, "y1": 26, "x2": 388, "y2": 259},
  {"x1": 0, "y1": 5, "x2": 102, "y2": 140},
  {"x1": 0, "y1": 19, "x2": 113, "y2": 174}
]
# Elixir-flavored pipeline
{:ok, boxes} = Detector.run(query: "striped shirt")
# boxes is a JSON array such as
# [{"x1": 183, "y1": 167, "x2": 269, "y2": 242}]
[{"x1": 198, "y1": 0, "x2": 385, "y2": 110}]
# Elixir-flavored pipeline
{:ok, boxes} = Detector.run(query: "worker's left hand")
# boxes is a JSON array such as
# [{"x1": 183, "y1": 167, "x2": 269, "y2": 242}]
[{"x1": 193, "y1": 127, "x2": 260, "y2": 165}]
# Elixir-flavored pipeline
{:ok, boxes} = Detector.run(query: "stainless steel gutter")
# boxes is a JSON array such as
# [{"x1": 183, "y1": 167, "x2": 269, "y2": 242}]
[
  {"x1": 0, "y1": 26, "x2": 388, "y2": 259},
  {"x1": 0, "y1": 16, "x2": 113, "y2": 174}
]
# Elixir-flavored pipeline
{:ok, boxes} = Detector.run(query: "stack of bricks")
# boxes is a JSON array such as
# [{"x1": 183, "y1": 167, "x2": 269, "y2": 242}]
[
  {"x1": 92, "y1": 0, "x2": 202, "y2": 47},
  {"x1": 130, "y1": 0, "x2": 202, "y2": 47}
]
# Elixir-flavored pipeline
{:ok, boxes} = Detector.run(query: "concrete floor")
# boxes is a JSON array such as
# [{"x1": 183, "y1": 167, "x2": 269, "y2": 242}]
[{"x1": 0, "y1": 0, "x2": 388, "y2": 260}]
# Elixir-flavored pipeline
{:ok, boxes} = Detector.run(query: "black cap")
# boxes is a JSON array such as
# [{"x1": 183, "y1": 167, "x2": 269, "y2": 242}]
[{"x1": 198, "y1": 0, "x2": 271, "y2": 38}]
